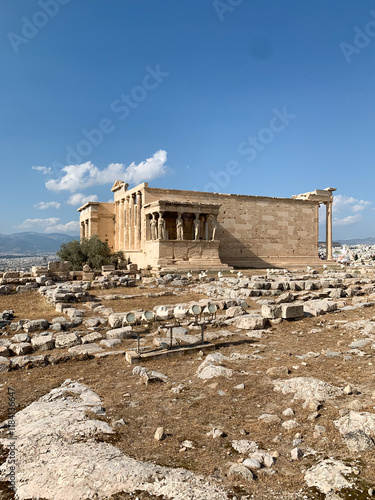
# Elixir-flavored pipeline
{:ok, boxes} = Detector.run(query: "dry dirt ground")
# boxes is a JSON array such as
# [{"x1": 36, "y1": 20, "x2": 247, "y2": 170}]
[{"x1": 0, "y1": 271, "x2": 374, "y2": 499}]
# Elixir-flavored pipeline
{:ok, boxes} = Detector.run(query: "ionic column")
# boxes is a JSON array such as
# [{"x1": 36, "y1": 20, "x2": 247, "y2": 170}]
[
  {"x1": 119, "y1": 199, "x2": 125, "y2": 249},
  {"x1": 136, "y1": 191, "x2": 142, "y2": 248},
  {"x1": 122, "y1": 198, "x2": 129, "y2": 250},
  {"x1": 326, "y1": 202, "x2": 333, "y2": 261},
  {"x1": 316, "y1": 204, "x2": 320, "y2": 258},
  {"x1": 130, "y1": 194, "x2": 135, "y2": 249},
  {"x1": 125, "y1": 197, "x2": 130, "y2": 249},
  {"x1": 114, "y1": 201, "x2": 119, "y2": 250}
]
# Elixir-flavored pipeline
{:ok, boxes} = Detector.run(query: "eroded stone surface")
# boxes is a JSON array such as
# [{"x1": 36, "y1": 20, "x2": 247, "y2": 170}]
[
  {"x1": 273, "y1": 377, "x2": 343, "y2": 402},
  {"x1": 304, "y1": 459, "x2": 353, "y2": 494},
  {"x1": 0, "y1": 380, "x2": 229, "y2": 500}
]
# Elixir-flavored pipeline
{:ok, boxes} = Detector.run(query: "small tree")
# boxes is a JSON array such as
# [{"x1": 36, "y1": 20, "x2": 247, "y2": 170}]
[
  {"x1": 57, "y1": 236, "x2": 113, "y2": 271},
  {"x1": 57, "y1": 239, "x2": 84, "y2": 270},
  {"x1": 80, "y1": 235, "x2": 111, "y2": 269}
]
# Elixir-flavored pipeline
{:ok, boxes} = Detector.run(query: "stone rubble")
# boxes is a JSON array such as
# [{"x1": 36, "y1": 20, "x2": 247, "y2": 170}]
[{"x1": 0, "y1": 380, "x2": 229, "y2": 500}]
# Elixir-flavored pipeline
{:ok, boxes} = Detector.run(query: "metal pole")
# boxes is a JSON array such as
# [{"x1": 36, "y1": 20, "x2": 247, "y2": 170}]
[{"x1": 168, "y1": 325, "x2": 173, "y2": 350}]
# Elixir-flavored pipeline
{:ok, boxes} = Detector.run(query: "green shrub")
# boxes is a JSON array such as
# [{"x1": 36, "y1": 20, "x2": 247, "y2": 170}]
[{"x1": 57, "y1": 236, "x2": 119, "y2": 271}]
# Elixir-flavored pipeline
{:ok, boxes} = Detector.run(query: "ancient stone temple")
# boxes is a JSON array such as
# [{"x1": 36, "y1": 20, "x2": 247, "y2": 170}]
[{"x1": 78, "y1": 182, "x2": 335, "y2": 270}]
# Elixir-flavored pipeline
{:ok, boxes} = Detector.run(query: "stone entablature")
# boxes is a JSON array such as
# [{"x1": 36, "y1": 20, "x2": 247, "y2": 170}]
[{"x1": 78, "y1": 183, "x2": 336, "y2": 270}]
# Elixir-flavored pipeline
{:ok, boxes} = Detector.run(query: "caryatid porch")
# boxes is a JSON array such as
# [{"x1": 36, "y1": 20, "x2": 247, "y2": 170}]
[{"x1": 141, "y1": 200, "x2": 228, "y2": 270}]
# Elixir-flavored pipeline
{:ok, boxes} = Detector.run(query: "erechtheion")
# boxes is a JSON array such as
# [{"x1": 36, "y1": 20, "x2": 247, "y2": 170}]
[{"x1": 78, "y1": 183, "x2": 336, "y2": 270}]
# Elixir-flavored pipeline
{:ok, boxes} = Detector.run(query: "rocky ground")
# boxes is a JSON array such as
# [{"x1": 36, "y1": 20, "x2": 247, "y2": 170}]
[{"x1": 0, "y1": 266, "x2": 374, "y2": 499}]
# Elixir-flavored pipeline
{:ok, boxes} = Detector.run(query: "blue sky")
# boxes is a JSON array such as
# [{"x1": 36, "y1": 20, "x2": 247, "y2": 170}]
[{"x1": 1, "y1": 0, "x2": 375, "y2": 240}]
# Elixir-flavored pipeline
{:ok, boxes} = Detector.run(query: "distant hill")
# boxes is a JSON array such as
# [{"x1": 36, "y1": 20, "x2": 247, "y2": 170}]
[
  {"x1": 0, "y1": 232, "x2": 79, "y2": 254},
  {"x1": 337, "y1": 237, "x2": 375, "y2": 246}
]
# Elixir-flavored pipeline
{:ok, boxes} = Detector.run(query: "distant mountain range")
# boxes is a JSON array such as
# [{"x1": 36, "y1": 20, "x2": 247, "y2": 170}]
[
  {"x1": 336, "y1": 237, "x2": 375, "y2": 246},
  {"x1": 0, "y1": 232, "x2": 79, "y2": 254},
  {"x1": 1, "y1": 232, "x2": 374, "y2": 255}
]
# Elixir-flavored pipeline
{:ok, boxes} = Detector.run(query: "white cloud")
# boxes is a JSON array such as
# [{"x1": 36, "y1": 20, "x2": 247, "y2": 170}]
[
  {"x1": 45, "y1": 150, "x2": 169, "y2": 193},
  {"x1": 67, "y1": 193, "x2": 98, "y2": 206},
  {"x1": 32, "y1": 166, "x2": 52, "y2": 175},
  {"x1": 16, "y1": 218, "x2": 60, "y2": 230},
  {"x1": 34, "y1": 201, "x2": 61, "y2": 210},
  {"x1": 15, "y1": 218, "x2": 79, "y2": 234},
  {"x1": 333, "y1": 214, "x2": 363, "y2": 227},
  {"x1": 352, "y1": 201, "x2": 371, "y2": 212},
  {"x1": 333, "y1": 194, "x2": 371, "y2": 214},
  {"x1": 44, "y1": 221, "x2": 80, "y2": 234}
]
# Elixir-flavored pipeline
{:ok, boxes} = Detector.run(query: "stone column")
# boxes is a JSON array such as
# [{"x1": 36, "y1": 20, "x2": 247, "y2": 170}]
[
  {"x1": 136, "y1": 191, "x2": 142, "y2": 249},
  {"x1": 326, "y1": 202, "x2": 333, "y2": 261},
  {"x1": 316, "y1": 204, "x2": 320, "y2": 258},
  {"x1": 125, "y1": 197, "x2": 130, "y2": 249},
  {"x1": 123, "y1": 198, "x2": 127, "y2": 249},
  {"x1": 80, "y1": 222, "x2": 85, "y2": 239},
  {"x1": 119, "y1": 199, "x2": 125, "y2": 250},
  {"x1": 85, "y1": 220, "x2": 89, "y2": 238},
  {"x1": 114, "y1": 201, "x2": 119, "y2": 250},
  {"x1": 129, "y1": 194, "x2": 135, "y2": 249}
]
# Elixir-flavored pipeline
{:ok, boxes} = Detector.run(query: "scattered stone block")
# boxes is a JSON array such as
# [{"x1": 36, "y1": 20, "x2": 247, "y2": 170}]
[
  {"x1": 261, "y1": 304, "x2": 281, "y2": 319},
  {"x1": 55, "y1": 332, "x2": 82, "y2": 349},
  {"x1": 197, "y1": 365, "x2": 233, "y2": 380},
  {"x1": 258, "y1": 414, "x2": 281, "y2": 425},
  {"x1": 231, "y1": 440, "x2": 258, "y2": 454},
  {"x1": 68, "y1": 344, "x2": 104, "y2": 355},
  {"x1": 232, "y1": 314, "x2": 266, "y2": 330},
  {"x1": 100, "y1": 339, "x2": 122, "y2": 349},
  {"x1": 228, "y1": 463, "x2": 254, "y2": 481},
  {"x1": 266, "y1": 366, "x2": 290, "y2": 377},
  {"x1": 11, "y1": 333, "x2": 31, "y2": 343},
  {"x1": 23, "y1": 319, "x2": 49, "y2": 332},
  {"x1": 281, "y1": 304, "x2": 304, "y2": 319},
  {"x1": 106, "y1": 327, "x2": 133, "y2": 340},
  {"x1": 0, "y1": 356, "x2": 11, "y2": 372},
  {"x1": 243, "y1": 458, "x2": 262, "y2": 470},
  {"x1": 82, "y1": 332, "x2": 103, "y2": 344},
  {"x1": 9, "y1": 342, "x2": 32, "y2": 356},
  {"x1": 225, "y1": 306, "x2": 246, "y2": 319},
  {"x1": 31, "y1": 334, "x2": 55, "y2": 351}
]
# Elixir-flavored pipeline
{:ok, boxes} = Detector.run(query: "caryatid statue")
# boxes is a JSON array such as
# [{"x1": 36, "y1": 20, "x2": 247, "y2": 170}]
[
  {"x1": 176, "y1": 214, "x2": 183, "y2": 240},
  {"x1": 193, "y1": 213, "x2": 201, "y2": 240},
  {"x1": 150, "y1": 214, "x2": 158, "y2": 240},
  {"x1": 211, "y1": 215, "x2": 218, "y2": 241},
  {"x1": 158, "y1": 213, "x2": 166, "y2": 240}
]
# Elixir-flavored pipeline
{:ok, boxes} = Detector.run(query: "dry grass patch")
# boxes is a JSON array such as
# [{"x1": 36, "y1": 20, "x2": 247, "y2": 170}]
[{"x1": 0, "y1": 291, "x2": 57, "y2": 321}]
